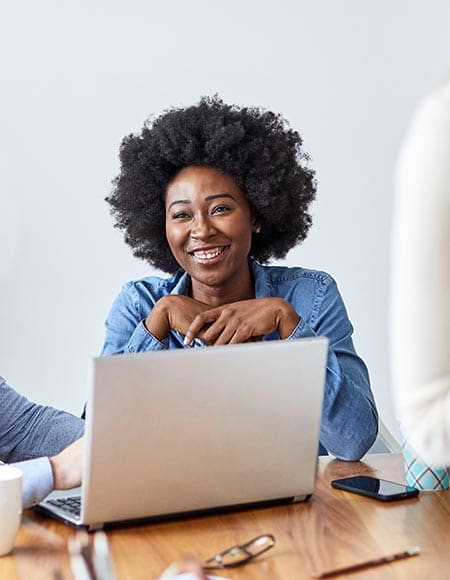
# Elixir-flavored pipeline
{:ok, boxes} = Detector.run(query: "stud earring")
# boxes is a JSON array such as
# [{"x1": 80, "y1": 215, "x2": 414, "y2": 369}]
[{"x1": 254, "y1": 226, "x2": 261, "y2": 233}]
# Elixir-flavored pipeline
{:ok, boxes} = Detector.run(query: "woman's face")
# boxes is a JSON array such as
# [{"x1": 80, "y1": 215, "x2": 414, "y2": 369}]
[{"x1": 165, "y1": 166, "x2": 256, "y2": 295}]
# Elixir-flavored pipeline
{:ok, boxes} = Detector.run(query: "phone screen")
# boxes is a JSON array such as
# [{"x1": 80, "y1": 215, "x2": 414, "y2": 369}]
[{"x1": 331, "y1": 475, "x2": 419, "y2": 501}]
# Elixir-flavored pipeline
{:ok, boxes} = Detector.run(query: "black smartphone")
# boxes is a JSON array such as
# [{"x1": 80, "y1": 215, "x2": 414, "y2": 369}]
[{"x1": 331, "y1": 475, "x2": 419, "y2": 501}]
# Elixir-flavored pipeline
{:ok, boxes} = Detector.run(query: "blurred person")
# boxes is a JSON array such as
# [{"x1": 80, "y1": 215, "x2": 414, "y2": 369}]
[
  {"x1": 158, "y1": 555, "x2": 208, "y2": 579},
  {"x1": 391, "y1": 75, "x2": 450, "y2": 465}
]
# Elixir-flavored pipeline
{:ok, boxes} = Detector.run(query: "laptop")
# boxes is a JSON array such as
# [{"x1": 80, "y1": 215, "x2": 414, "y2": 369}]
[{"x1": 37, "y1": 336, "x2": 328, "y2": 530}]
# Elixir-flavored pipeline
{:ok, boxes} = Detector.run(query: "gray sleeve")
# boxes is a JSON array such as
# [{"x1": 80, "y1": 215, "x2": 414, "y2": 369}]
[
  {"x1": 0, "y1": 376, "x2": 84, "y2": 463},
  {"x1": 11, "y1": 457, "x2": 55, "y2": 508}
]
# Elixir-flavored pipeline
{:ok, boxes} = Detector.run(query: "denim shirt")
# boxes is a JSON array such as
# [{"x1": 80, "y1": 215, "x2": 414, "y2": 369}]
[{"x1": 101, "y1": 260, "x2": 378, "y2": 460}]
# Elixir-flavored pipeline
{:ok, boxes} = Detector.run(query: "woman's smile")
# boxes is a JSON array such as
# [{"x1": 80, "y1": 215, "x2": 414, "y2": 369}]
[{"x1": 188, "y1": 245, "x2": 229, "y2": 264}]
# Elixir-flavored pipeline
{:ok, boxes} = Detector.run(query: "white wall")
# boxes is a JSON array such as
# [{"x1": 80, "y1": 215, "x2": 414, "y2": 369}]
[{"x1": 1, "y1": 1, "x2": 450, "y2": 439}]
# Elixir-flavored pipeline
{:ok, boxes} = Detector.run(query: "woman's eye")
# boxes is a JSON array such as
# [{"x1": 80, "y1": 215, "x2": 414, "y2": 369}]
[
  {"x1": 172, "y1": 211, "x2": 190, "y2": 220},
  {"x1": 211, "y1": 205, "x2": 230, "y2": 214}
]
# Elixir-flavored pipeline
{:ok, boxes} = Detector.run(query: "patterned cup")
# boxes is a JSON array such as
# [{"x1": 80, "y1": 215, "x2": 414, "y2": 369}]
[{"x1": 402, "y1": 440, "x2": 449, "y2": 491}]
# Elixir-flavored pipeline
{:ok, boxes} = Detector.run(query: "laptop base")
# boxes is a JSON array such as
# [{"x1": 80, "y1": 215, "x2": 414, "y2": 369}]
[{"x1": 36, "y1": 493, "x2": 312, "y2": 531}]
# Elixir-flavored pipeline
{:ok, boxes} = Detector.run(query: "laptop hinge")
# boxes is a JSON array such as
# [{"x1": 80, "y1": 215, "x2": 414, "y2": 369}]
[
  {"x1": 88, "y1": 522, "x2": 104, "y2": 532},
  {"x1": 291, "y1": 494, "x2": 311, "y2": 503}
]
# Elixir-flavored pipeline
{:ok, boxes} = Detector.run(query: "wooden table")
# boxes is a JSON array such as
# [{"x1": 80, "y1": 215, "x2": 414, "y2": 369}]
[{"x1": 1, "y1": 454, "x2": 449, "y2": 579}]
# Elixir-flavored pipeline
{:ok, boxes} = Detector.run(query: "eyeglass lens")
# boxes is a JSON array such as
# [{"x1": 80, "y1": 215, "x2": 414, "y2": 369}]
[{"x1": 242, "y1": 534, "x2": 275, "y2": 555}]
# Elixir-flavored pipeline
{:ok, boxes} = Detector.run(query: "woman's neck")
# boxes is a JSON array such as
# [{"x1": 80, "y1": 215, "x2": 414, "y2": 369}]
[{"x1": 191, "y1": 268, "x2": 254, "y2": 307}]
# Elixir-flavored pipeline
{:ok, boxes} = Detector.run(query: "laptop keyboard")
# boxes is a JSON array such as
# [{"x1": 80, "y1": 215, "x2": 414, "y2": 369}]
[{"x1": 46, "y1": 496, "x2": 81, "y2": 517}]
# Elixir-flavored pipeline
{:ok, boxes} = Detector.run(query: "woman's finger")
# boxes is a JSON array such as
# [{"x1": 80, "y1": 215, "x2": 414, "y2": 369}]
[{"x1": 184, "y1": 310, "x2": 219, "y2": 345}]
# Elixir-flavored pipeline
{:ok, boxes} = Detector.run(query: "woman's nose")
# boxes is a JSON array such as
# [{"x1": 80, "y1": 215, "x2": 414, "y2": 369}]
[{"x1": 191, "y1": 214, "x2": 217, "y2": 239}]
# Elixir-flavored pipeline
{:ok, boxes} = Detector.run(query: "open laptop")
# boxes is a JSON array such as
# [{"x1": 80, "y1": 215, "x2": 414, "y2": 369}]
[{"x1": 37, "y1": 337, "x2": 328, "y2": 530}]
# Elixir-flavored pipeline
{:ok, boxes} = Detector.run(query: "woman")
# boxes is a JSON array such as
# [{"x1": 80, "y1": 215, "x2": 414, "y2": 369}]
[{"x1": 103, "y1": 96, "x2": 378, "y2": 460}]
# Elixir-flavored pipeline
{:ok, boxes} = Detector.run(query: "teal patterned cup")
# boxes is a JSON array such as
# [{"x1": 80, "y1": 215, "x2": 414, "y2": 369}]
[{"x1": 402, "y1": 440, "x2": 449, "y2": 491}]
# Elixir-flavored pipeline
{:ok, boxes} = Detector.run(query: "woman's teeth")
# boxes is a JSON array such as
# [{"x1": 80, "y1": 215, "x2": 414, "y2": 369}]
[{"x1": 193, "y1": 247, "x2": 224, "y2": 260}]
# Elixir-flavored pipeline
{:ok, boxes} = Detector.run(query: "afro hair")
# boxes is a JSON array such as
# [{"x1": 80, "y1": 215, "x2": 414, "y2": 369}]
[{"x1": 107, "y1": 96, "x2": 317, "y2": 273}]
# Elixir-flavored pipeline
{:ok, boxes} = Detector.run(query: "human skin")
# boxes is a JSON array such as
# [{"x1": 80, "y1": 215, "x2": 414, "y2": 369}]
[
  {"x1": 49, "y1": 436, "x2": 84, "y2": 489},
  {"x1": 159, "y1": 554, "x2": 208, "y2": 579},
  {"x1": 144, "y1": 166, "x2": 300, "y2": 345}
]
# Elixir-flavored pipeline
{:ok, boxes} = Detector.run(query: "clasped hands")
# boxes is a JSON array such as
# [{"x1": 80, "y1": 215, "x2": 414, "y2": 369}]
[{"x1": 145, "y1": 295, "x2": 300, "y2": 346}]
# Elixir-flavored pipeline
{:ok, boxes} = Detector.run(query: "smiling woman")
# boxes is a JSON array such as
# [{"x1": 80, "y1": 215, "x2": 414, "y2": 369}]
[{"x1": 101, "y1": 96, "x2": 378, "y2": 460}]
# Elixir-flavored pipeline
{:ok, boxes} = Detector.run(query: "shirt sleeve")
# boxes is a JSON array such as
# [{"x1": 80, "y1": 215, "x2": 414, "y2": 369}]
[
  {"x1": 101, "y1": 285, "x2": 169, "y2": 355},
  {"x1": 289, "y1": 280, "x2": 379, "y2": 460},
  {"x1": 11, "y1": 457, "x2": 54, "y2": 508},
  {"x1": 0, "y1": 377, "x2": 85, "y2": 463}
]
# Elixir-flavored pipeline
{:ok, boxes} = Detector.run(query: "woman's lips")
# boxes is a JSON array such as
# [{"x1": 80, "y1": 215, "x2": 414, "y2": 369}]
[{"x1": 189, "y1": 245, "x2": 229, "y2": 263}]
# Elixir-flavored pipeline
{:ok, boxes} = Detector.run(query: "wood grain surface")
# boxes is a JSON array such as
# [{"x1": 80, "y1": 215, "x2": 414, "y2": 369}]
[{"x1": 1, "y1": 454, "x2": 448, "y2": 579}]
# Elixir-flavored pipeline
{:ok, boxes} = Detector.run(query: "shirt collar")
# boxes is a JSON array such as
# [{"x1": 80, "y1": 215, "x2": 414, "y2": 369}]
[
  {"x1": 250, "y1": 259, "x2": 274, "y2": 298},
  {"x1": 169, "y1": 270, "x2": 191, "y2": 296},
  {"x1": 169, "y1": 259, "x2": 273, "y2": 299}
]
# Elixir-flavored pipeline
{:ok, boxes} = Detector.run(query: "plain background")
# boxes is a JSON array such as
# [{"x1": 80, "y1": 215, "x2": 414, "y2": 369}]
[{"x1": 1, "y1": 1, "x2": 449, "y2": 440}]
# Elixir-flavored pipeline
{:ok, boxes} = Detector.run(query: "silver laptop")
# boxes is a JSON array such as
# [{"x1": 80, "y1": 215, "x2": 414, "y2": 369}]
[{"x1": 37, "y1": 337, "x2": 328, "y2": 530}]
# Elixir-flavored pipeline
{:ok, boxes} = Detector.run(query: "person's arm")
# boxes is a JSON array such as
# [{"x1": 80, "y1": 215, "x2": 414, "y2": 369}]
[
  {"x1": 0, "y1": 377, "x2": 84, "y2": 463},
  {"x1": 9, "y1": 457, "x2": 54, "y2": 508},
  {"x1": 11, "y1": 437, "x2": 84, "y2": 508},
  {"x1": 49, "y1": 435, "x2": 84, "y2": 489},
  {"x1": 289, "y1": 278, "x2": 378, "y2": 460},
  {"x1": 392, "y1": 80, "x2": 450, "y2": 465},
  {"x1": 102, "y1": 284, "x2": 211, "y2": 354},
  {"x1": 101, "y1": 283, "x2": 170, "y2": 355},
  {"x1": 0, "y1": 375, "x2": 85, "y2": 507}
]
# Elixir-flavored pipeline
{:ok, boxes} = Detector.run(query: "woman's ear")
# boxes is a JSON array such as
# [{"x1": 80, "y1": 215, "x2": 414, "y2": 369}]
[{"x1": 251, "y1": 216, "x2": 262, "y2": 233}]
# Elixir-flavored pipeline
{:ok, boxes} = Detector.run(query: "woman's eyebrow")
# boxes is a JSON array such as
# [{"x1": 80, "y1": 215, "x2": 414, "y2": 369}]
[
  {"x1": 168, "y1": 193, "x2": 235, "y2": 210},
  {"x1": 204, "y1": 193, "x2": 236, "y2": 202},
  {"x1": 168, "y1": 199, "x2": 191, "y2": 210}
]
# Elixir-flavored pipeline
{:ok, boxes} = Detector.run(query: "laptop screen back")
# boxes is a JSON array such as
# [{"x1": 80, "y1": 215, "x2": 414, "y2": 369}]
[{"x1": 81, "y1": 337, "x2": 328, "y2": 526}]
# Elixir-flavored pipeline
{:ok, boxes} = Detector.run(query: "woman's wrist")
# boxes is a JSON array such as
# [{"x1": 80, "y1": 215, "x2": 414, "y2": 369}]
[
  {"x1": 144, "y1": 299, "x2": 171, "y2": 342},
  {"x1": 277, "y1": 300, "x2": 301, "y2": 339}
]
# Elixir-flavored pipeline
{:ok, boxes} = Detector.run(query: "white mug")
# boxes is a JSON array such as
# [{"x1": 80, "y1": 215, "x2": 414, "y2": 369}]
[{"x1": 0, "y1": 465, "x2": 23, "y2": 556}]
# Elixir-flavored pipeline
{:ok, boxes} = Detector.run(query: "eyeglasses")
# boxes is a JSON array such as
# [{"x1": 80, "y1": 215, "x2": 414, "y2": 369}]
[{"x1": 203, "y1": 534, "x2": 276, "y2": 569}]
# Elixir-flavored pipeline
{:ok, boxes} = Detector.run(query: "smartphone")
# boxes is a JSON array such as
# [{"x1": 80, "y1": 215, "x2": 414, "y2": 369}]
[{"x1": 331, "y1": 475, "x2": 419, "y2": 501}]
